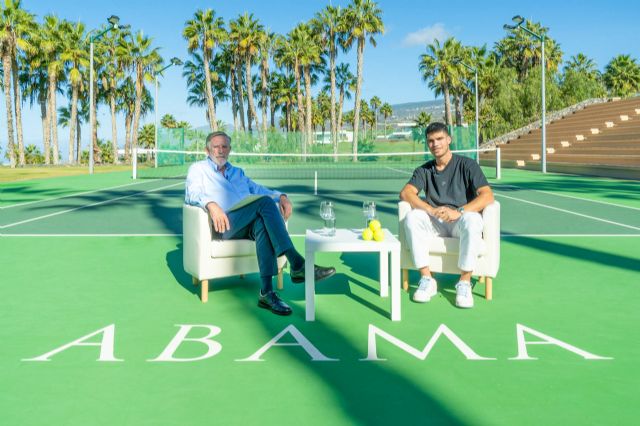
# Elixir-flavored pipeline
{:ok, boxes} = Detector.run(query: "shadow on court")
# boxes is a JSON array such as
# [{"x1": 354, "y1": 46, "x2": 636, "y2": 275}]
[
  {"x1": 503, "y1": 234, "x2": 640, "y2": 273},
  {"x1": 164, "y1": 243, "x2": 467, "y2": 425}
]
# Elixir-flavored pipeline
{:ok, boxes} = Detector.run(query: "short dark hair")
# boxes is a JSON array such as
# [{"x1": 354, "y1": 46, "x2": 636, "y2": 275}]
[
  {"x1": 206, "y1": 131, "x2": 231, "y2": 146},
  {"x1": 425, "y1": 122, "x2": 449, "y2": 138}
]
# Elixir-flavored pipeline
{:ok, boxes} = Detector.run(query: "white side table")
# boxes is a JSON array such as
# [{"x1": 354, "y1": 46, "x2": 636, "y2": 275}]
[{"x1": 304, "y1": 228, "x2": 401, "y2": 321}]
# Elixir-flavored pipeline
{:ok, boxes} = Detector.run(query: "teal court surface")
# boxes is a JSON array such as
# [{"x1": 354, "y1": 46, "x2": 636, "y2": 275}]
[{"x1": 1, "y1": 167, "x2": 639, "y2": 425}]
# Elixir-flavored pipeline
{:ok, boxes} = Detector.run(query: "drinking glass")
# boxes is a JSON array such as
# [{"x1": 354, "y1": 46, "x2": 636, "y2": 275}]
[
  {"x1": 362, "y1": 201, "x2": 376, "y2": 228},
  {"x1": 320, "y1": 201, "x2": 336, "y2": 236}
]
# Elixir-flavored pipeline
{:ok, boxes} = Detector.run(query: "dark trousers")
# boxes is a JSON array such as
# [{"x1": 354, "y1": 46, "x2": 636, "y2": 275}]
[{"x1": 220, "y1": 196, "x2": 293, "y2": 278}]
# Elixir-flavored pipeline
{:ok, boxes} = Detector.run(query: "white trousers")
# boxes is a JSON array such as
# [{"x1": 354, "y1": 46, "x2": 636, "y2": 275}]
[{"x1": 404, "y1": 209, "x2": 484, "y2": 272}]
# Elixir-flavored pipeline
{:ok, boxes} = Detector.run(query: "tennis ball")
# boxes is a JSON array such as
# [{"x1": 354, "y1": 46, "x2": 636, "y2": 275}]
[
  {"x1": 373, "y1": 229, "x2": 385, "y2": 242},
  {"x1": 368, "y1": 219, "x2": 382, "y2": 232},
  {"x1": 362, "y1": 228, "x2": 374, "y2": 241}
]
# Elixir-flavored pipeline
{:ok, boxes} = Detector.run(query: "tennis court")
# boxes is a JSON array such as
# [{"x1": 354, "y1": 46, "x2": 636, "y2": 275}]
[{"x1": 1, "y1": 165, "x2": 639, "y2": 425}]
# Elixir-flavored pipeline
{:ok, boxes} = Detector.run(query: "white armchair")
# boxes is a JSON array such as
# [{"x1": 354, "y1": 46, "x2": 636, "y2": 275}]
[
  {"x1": 183, "y1": 204, "x2": 287, "y2": 303},
  {"x1": 398, "y1": 201, "x2": 500, "y2": 299}
]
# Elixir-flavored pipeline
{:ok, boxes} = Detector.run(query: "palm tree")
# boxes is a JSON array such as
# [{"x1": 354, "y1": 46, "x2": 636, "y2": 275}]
[
  {"x1": 270, "y1": 71, "x2": 296, "y2": 131},
  {"x1": 99, "y1": 27, "x2": 129, "y2": 164},
  {"x1": 229, "y1": 13, "x2": 263, "y2": 132},
  {"x1": 41, "y1": 14, "x2": 66, "y2": 165},
  {"x1": 496, "y1": 19, "x2": 562, "y2": 80},
  {"x1": 369, "y1": 95, "x2": 381, "y2": 136},
  {"x1": 58, "y1": 98, "x2": 89, "y2": 163},
  {"x1": 603, "y1": 54, "x2": 640, "y2": 97},
  {"x1": 258, "y1": 30, "x2": 274, "y2": 138},
  {"x1": 564, "y1": 53, "x2": 598, "y2": 77},
  {"x1": 117, "y1": 31, "x2": 161, "y2": 163},
  {"x1": 0, "y1": 0, "x2": 35, "y2": 167},
  {"x1": 414, "y1": 111, "x2": 432, "y2": 128},
  {"x1": 60, "y1": 20, "x2": 88, "y2": 164},
  {"x1": 291, "y1": 22, "x2": 322, "y2": 149},
  {"x1": 379, "y1": 102, "x2": 392, "y2": 134},
  {"x1": 331, "y1": 62, "x2": 355, "y2": 133},
  {"x1": 419, "y1": 37, "x2": 463, "y2": 126},
  {"x1": 21, "y1": 24, "x2": 51, "y2": 164},
  {"x1": 342, "y1": 0, "x2": 384, "y2": 160},
  {"x1": 274, "y1": 32, "x2": 305, "y2": 137},
  {"x1": 183, "y1": 8, "x2": 226, "y2": 132},
  {"x1": 161, "y1": 113, "x2": 178, "y2": 128},
  {"x1": 313, "y1": 5, "x2": 343, "y2": 155}
]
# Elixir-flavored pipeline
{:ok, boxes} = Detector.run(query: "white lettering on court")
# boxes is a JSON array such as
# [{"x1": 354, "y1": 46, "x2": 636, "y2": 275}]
[
  {"x1": 237, "y1": 324, "x2": 338, "y2": 362},
  {"x1": 148, "y1": 324, "x2": 222, "y2": 362},
  {"x1": 22, "y1": 324, "x2": 122, "y2": 362},
  {"x1": 510, "y1": 324, "x2": 613, "y2": 360},
  {"x1": 362, "y1": 324, "x2": 495, "y2": 361}
]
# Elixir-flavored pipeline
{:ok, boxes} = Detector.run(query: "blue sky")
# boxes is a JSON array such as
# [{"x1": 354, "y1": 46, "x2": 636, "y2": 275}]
[{"x1": 5, "y1": 0, "x2": 640, "y2": 154}]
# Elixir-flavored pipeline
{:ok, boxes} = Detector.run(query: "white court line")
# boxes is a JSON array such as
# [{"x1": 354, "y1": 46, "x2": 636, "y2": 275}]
[
  {"x1": 1, "y1": 182, "x2": 183, "y2": 229},
  {"x1": 1, "y1": 234, "x2": 182, "y2": 237},
  {"x1": 493, "y1": 183, "x2": 640, "y2": 211},
  {"x1": 495, "y1": 193, "x2": 640, "y2": 231},
  {"x1": 3, "y1": 232, "x2": 639, "y2": 238},
  {"x1": 1, "y1": 179, "x2": 161, "y2": 209}
]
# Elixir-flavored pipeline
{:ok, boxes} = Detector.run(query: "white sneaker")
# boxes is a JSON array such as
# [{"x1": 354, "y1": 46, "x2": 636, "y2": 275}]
[
  {"x1": 455, "y1": 281, "x2": 474, "y2": 308},
  {"x1": 413, "y1": 276, "x2": 437, "y2": 303}
]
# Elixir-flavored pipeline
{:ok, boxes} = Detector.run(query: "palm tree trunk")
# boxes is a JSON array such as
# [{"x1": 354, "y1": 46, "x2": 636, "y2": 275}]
[
  {"x1": 286, "y1": 101, "x2": 291, "y2": 131},
  {"x1": 12, "y1": 58, "x2": 25, "y2": 166},
  {"x1": 235, "y1": 57, "x2": 246, "y2": 131},
  {"x1": 260, "y1": 57, "x2": 269, "y2": 143},
  {"x1": 443, "y1": 85, "x2": 453, "y2": 127},
  {"x1": 352, "y1": 39, "x2": 365, "y2": 161},
  {"x1": 454, "y1": 94, "x2": 462, "y2": 126},
  {"x1": 3, "y1": 55, "x2": 16, "y2": 168},
  {"x1": 337, "y1": 89, "x2": 345, "y2": 137},
  {"x1": 110, "y1": 90, "x2": 119, "y2": 164},
  {"x1": 202, "y1": 50, "x2": 218, "y2": 131},
  {"x1": 304, "y1": 65, "x2": 313, "y2": 150},
  {"x1": 68, "y1": 85, "x2": 79, "y2": 164},
  {"x1": 132, "y1": 67, "x2": 143, "y2": 164},
  {"x1": 124, "y1": 113, "x2": 132, "y2": 162},
  {"x1": 40, "y1": 100, "x2": 50, "y2": 165},
  {"x1": 92, "y1": 78, "x2": 101, "y2": 164},
  {"x1": 76, "y1": 115, "x2": 81, "y2": 163},
  {"x1": 329, "y1": 49, "x2": 338, "y2": 160},
  {"x1": 294, "y1": 61, "x2": 305, "y2": 142},
  {"x1": 245, "y1": 53, "x2": 259, "y2": 132},
  {"x1": 229, "y1": 69, "x2": 239, "y2": 131},
  {"x1": 48, "y1": 73, "x2": 59, "y2": 165}
]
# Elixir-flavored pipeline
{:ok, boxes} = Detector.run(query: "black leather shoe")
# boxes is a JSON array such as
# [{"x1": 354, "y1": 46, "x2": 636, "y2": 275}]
[
  {"x1": 290, "y1": 264, "x2": 336, "y2": 283},
  {"x1": 258, "y1": 291, "x2": 292, "y2": 316}
]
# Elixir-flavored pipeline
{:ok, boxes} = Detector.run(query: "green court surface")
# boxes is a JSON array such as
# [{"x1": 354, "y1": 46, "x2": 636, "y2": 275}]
[{"x1": 1, "y1": 167, "x2": 639, "y2": 425}]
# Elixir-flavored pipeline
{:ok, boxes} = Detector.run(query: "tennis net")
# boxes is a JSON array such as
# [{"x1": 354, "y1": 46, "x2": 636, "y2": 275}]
[{"x1": 134, "y1": 148, "x2": 499, "y2": 181}]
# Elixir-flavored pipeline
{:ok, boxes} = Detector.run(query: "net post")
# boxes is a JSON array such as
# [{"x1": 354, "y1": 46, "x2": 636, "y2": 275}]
[
  {"x1": 496, "y1": 147, "x2": 501, "y2": 180},
  {"x1": 314, "y1": 171, "x2": 318, "y2": 195},
  {"x1": 132, "y1": 146, "x2": 138, "y2": 180}
]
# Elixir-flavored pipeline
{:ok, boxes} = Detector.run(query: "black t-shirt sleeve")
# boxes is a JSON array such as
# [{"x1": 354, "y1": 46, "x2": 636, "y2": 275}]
[
  {"x1": 465, "y1": 160, "x2": 490, "y2": 194},
  {"x1": 407, "y1": 166, "x2": 427, "y2": 194}
]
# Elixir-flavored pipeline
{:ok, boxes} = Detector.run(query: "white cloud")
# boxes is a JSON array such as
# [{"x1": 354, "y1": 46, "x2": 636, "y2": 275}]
[{"x1": 402, "y1": 23, "x2": 450, "y2": 47}]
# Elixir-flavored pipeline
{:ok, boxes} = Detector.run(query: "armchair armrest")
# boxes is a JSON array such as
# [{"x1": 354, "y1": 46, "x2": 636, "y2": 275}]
[{"x1": 183, "y1": 204, "x2": 213, "y2": 278}]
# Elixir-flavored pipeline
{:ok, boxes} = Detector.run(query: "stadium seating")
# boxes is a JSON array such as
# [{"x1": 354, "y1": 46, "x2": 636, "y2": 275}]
[
  {"x1": 481, "y1": 97, "x2": 640, "y2": 178},
  {"x1": 182, "y1": 204, "x2": 287, "y2": 303},
  {"x1": 397, "y1": 201, "x2": 501, "y2": 300}
]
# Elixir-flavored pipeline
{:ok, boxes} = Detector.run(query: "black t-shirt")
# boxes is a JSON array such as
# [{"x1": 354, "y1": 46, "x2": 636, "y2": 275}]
[{"x1": 407, "y1": 154, "x2": 489, "y2": 208}]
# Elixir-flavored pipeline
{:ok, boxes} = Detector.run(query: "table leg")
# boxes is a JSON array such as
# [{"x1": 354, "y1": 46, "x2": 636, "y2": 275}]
[
  {"x1": 379, "y1": 250, "x2": 389, "y2": 297},
  {"x1": 391, "y1": 247, "x2": 401, "y2": 321},
  {"x1": 305, "y1": 250, "x2": 316, "y2": 321}
]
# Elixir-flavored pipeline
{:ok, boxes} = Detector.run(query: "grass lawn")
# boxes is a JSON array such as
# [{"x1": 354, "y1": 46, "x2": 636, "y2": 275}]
[{"x1": 0, "y1": 165, "x2": 132, "y2": 183}]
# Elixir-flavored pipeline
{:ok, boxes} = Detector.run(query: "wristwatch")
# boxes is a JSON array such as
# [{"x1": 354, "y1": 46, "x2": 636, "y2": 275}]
[{"x1": 457, "y1": 206, "x2": 465, "y2": 213}]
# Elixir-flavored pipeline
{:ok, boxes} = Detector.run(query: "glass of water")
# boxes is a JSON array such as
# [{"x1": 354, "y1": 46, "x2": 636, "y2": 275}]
[
  {"x1": 362, "y1": 201, "x2": 376, "y2": 229},
  {"x1": 320, "y1": 201, "x2": 336, "y2": 236}
]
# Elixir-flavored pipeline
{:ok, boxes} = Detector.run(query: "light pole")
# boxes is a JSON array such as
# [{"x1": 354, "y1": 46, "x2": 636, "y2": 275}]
[
  {"x1": 504, "y1": 15, "x2": 547, "y2": 173},
  {"x1": 154, "y1": 57, "x2": 183, "y2": 168},
  {"x1": 457, "y1": 60, "x2": 480, "y2": 163},
  {"x1": 89, "y1": 15, "x2": 124, "y2": 174}
]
